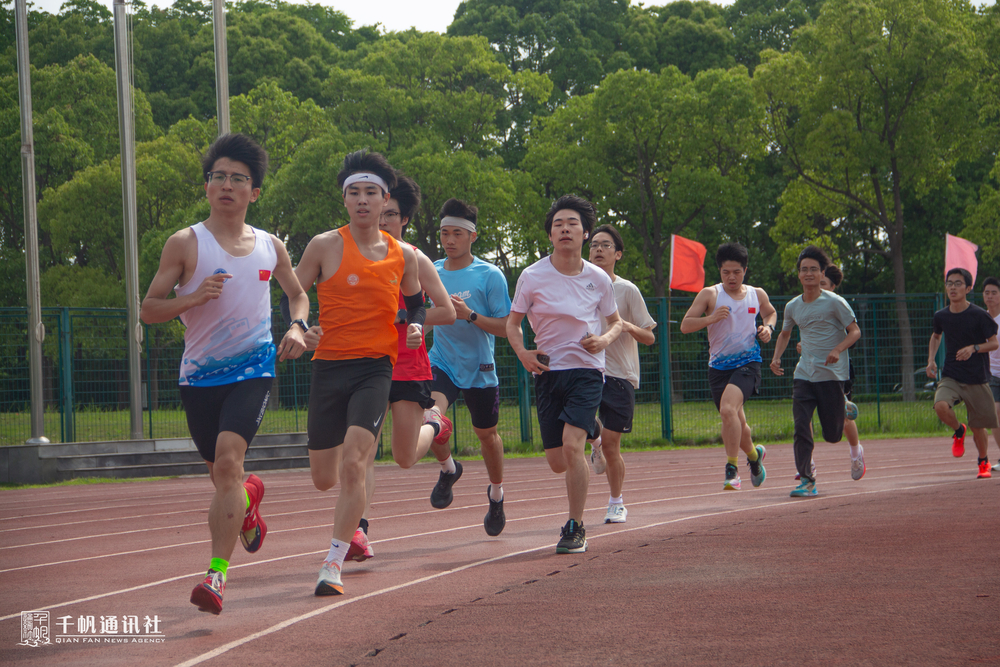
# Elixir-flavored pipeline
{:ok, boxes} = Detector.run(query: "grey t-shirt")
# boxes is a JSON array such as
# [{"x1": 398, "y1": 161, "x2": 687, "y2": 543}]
[{"x1": 781, "y1": 291, "x2": 857, "y2": 382}]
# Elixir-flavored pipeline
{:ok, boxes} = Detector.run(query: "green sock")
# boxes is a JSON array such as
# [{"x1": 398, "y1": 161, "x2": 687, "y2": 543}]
[
  {"x1": 209, "y1": 557, "x2": 229, "y2": 582},
  {"x1": 746, "y1": 447, "x2": 759, "y2": 462},
  {"x1": 727, "y1": 456, "x2": 738, "y2": 466}
]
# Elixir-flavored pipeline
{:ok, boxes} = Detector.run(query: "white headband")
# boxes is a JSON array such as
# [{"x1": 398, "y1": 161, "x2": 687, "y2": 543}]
[
  {"x1": 440, "y1": 216, "x2": 477, "y2": 233},
  {"x1": 342, "y1": 172, "x2": 389, "y2": 195}
]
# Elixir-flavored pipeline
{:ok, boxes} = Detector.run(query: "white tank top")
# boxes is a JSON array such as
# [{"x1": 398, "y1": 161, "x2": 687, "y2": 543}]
[
  {"x1": 707, "y1": 283, "x2": 762, "y2": 370},
  {"x1": 175, "y1": 222, "x2": 278, "y2": 386}
]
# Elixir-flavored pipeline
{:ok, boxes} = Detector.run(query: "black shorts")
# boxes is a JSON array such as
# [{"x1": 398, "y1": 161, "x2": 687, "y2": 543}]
[
  {"x1": 599, "y1": 376, "x2": 636, "y2": 433},
  {"x1": 708, "y1": 362, "x2": 762, "y2": 410},
  {"x1": 844, "y1": 361, "x2": 856, "y2": 400},
  {"x1": 389, "y1": 379, "x2": 435, "y2": 409},
  {"x1": 430, "y1": 366, "x2": 500, "y2": 429},
  {"x1": 179, "y1": 378, "x2": 273, "y2": 462},
  {"x1": 308, "y1": 357, "x2": 393, "y2": 450},
  {"x1": 535, "y1": 369, "x2": 604, "y2": 449}
]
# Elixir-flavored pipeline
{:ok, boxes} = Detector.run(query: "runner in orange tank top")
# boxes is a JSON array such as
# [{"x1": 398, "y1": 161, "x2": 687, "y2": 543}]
[{"x1": 292, "y1": 150, "x2": 423, "y2": 597}]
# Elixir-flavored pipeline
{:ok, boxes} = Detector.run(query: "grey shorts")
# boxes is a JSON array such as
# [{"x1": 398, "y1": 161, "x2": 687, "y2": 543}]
[
  {"x1": 990, "y1": 375, "x2": 1000, "y2": 403},
  {"x1": 935, "y1": 377, "x2": 1000, "y2": 430}
]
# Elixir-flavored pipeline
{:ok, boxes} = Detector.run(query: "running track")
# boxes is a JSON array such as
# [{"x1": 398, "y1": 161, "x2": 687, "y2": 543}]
[{"x1": 1, "y1": 437, "x2": 998, "y2": 666}]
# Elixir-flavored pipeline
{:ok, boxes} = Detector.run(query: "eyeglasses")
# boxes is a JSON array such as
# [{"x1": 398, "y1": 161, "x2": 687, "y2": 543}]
[
  {"x1": 381, "y1": 211, "x2": 401, "y2": 221},
  {"x1": 945, "y1": 281, "x2": 967, "y2": 288},
  {"x1": 589, "y1": 242, "x2": 615, "y2": 251},
  {"x1": 207, "y1": 172, "x2": 251, "y2": 187}
]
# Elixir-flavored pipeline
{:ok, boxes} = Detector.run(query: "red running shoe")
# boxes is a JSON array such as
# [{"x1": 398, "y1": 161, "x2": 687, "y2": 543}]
[
  {"x1": 425, "y1": 408, "x2": 453, "y2": 447},
  {"x1": 190, "y1": 569, "x2": 225, "y2": 614},
  {"x1": 977, "y1": 460, "x2": 992, "y2": 479},
  {"x1": 346, "y1": 528, "x2": 374, "y2": 562},
  {"x1": 952, "y1": 424, "x2": 966, "y2": 458},
  {"x1": 240, "y1": 474, "x2": 267, "y2": 553}
]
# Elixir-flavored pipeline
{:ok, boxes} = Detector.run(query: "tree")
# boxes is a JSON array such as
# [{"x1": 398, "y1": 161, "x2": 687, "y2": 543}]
[
  {"x1": 524, "y1": 65, "x2": 765, "y2": 296},
  {"x1": 726, "y1": 0, "x2": 824, "y2": 73},
  {"x1": 754, "y1": 0, "x2": 982, "y2": 398}
]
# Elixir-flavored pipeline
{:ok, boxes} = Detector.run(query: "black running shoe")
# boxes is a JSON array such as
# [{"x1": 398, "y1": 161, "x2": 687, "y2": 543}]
[
  {"x1": 555, "y1": 519, "x2": 587, "y2": 554},
  {"x1": 430, "y1": 460, "x2": 463, "y2": 509},
  {"x1": 483, "y1": 486, "x2": 506, "y2": 536}
]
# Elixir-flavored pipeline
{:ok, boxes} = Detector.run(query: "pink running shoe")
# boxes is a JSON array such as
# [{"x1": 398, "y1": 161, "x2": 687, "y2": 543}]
[
  {"x1": 425, "y1": 408, "x2": 453, "y2": 446},
  {"x1": 190, "y1": 569, "x2": 225, "y2": 614},
  {"x1": 346, "y1": 528, "x2": 374, "y2": 562},
  {"x1": 240, "y1": 474, "x2": 267, "y2": 553}
]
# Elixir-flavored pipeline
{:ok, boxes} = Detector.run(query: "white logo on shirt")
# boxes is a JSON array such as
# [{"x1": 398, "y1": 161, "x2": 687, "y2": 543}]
[
  {"x1": 450, "y1": 290, "x2": 472, "y2": 299},
  {"x1": 347, "y1": 274, "x2": 359, "y2": 286}
]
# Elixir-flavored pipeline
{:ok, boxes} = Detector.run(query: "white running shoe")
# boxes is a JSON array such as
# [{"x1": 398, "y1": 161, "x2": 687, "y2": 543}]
[
  {"x1": 591, "y1": 438, "x2": 607, "y2": 475},
  {"x1": 604, "y1": 503, "x2": 627, "y2": 524},
  {"x1": 851, "y1": 445, "x2": 866, "y2": 481},
  {"x1": 993, "y1": 463, "x2": 1000, "y2": 472},
  {"x1": 315, "y1": 560, "x2": 343, "y2": 596}
]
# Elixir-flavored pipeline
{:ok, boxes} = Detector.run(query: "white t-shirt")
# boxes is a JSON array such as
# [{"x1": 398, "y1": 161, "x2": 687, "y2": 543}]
[
  {"x1": 991, "y1": 311, "x2": 1000, "y2": 379},
  {"x1": 602, "y1": 276, "x2": 657, "y2": 388},
  {"x1": 511, "y1": 257, "x2": 618, "y2": 371}
]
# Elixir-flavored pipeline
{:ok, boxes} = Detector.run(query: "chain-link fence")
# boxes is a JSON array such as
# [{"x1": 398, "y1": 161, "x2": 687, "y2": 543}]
[{"x1": 1, "y1": 293, "x2": 955, "y2": 450}]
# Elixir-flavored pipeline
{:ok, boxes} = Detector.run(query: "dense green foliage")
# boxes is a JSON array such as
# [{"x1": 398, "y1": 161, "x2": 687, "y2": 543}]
[{"x1": 2, "y1": 0, "x2": 998, "y2": 311}]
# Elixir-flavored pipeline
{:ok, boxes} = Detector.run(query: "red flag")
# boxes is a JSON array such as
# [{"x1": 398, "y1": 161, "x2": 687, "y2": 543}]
[
  {"x1": 944, "y1": 234, "x2": 978, "y2": 285},
  {"x1": 669, "y1": 234, "x2": 707, "y2": 292}
]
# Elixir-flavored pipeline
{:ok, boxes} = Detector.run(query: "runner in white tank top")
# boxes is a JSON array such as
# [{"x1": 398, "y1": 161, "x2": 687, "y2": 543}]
[{"x1": 681, "y1": 243, "x2": 777, "y2": 492}]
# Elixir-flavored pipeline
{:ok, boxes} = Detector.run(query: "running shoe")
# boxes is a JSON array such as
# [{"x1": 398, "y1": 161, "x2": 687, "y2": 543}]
[
  {"x1": 425, "y1": 407, "x2": 453, "y2": 447},
  {"x1": 190, "y1": 569, "x2": 225, "y2": 614},
  {"x1": 794, "y1": 461, "x2": 817, "y2": 481},
  {"x1": 346, "y1": 528, "x2": 374, "y2": 562},
  {"x1": 952, "y1": 424, "x2": 966, "y2": 458},
  {"x1": 747, "y1": 445, "x2": 766, "y2": 488},
  {"x1": 992, "y1": 463, "x2": 1000, "y2": 472},
  {"x1": 844, "y1": 400, "x2": 859, "y2": 421},
  {"x1": 556, "y1": 519, "x2": 587, "y2": 554},
  {"x1": 604, "y1": 503, "x2": 628, "y2": 524},
  {"x1": 851, "y1": 445, "x2": 866, "y2": 481},
  {"x1": 978, "y1": 460, "x2": 992, "y2": 479},
  {"x1": 483, "y1": 486, "x2": 506, "y2": 536},
  {"x1": 591, "y1": 438, "x2": 607, "y2": 475},
  {"x1": 240, "y1": 474, "x2": 266, "y2": 553},
  {"x1": 723, "y1": 463, "x2": 741, "y2": 491},
  {"x1": 315, "y1": 560, "x2": 344, "y2": 596},
  {"x1": 430, "y1": 460, "x2": 463, "y2": 509},
  {"x1": 790, "y1": 479, "x2": 817, "y2": 497}
]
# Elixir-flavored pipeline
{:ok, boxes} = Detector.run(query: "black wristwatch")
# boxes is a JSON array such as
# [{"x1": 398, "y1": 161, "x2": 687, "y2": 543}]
[
  {"x1": 468, "y1": 311, "x2": 478, "y2": 323},
  {"x1": 291, "y1": 319, "x2": 309, "y2": 333},
  {"x1": 766, "y1": 324, "x2": 775, "y2": 333}
]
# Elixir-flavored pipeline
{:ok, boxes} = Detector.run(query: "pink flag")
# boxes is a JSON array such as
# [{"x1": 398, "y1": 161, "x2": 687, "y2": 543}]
[{"x1": 944, "y1": 234, "x2": 978, "y2": 285}]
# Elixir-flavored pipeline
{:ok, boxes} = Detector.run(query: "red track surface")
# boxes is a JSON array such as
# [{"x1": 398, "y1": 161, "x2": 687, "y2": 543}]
[{"x1": 1, "y1": 437, "x2": 998, "y2": 666}]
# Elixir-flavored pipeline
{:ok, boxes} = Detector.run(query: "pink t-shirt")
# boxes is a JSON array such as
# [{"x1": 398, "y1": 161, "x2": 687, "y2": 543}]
[{"x1": 511, "y1": 257, "x2": 618, "y2": 371}]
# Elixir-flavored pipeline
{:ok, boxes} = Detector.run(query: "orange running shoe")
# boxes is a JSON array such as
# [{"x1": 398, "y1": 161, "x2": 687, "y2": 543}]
[
  {"x1": 190, "y1": 569, "x2": 225, "y2": 614},
  {"x1": 240, "y1": 474, "x2": 267, "y2": 553},
  {"x1": 952, "y1": 424, "x2": 966, "y2": 458},
  {"x1": 977, "y1": 460, "x2": 992, "y2": 479},
  {"x1": 425, "y1": 408, "x2": 453, "y2": 446},
  {"x1": 346, "y1": 528, "x2": 374, "y2": 562}
]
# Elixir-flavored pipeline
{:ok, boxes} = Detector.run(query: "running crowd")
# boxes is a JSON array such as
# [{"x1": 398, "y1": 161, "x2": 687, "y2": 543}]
[{"x1": 138, "y1": 134, "x2": 1000, "y2": 615}]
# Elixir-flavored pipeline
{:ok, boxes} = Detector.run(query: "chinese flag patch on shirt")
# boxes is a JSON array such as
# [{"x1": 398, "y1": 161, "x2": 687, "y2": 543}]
[
  {"x1": 748, "y1": 307, "x2": 756, "y2": 314},
  {"x1": 259, "y1": 270, "x2": 271, "y2": 281}
]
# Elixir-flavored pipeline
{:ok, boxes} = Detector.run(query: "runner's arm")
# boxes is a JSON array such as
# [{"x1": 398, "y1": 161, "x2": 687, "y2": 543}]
[
  {"x1": 506, "y1": 310, "x2": 549, "y2": 373},
  {"x1": 680, "y1": 287, "x2": 724, "y2": 333},
  {"x1": 770, "y1": 329, "x2": 792, "y2": 375},
  {"x1": 416, "y1": 251, "x2": 456, "y2": 327},
  {"x1": 270, "y1": 236, "x2": 308, "y2": 361},
  {"x1": 926, "y1": 332, "x2": 942, "y2": 377},
  {"x1": 622, "y1": 320, "x2": 655, "y2": 345},
  {"x1": 140, "y1": 231, "x2": 224, "y2": 324},
  {"x1": 756, "y1": 288, "x2": 778, "y2": 344}
]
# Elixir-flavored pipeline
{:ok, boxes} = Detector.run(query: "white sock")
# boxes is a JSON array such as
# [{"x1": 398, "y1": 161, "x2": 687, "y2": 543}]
[
  {"x1": 440, "y1": 455, "x2": 457, "y2": 474},
  {"x1": 850, "y1": 444, "x2": 862, "y2": 460},
  {"x1": 324, "y1": 538, "x2": 350, "y2": 567},
  {"x1": 609, "y1": 495, "x2": 623, "y2": 505},
  {"x1": 489, "y1": 484, "x2": 503, "y2": 502}
]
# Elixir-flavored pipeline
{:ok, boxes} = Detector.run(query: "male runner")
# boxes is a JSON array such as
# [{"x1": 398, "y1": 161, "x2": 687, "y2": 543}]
[
  {"x1": 295, "y1": 150, "x2": 424, "y2": 595},
  {"x1": 795, "y1": 264, "x2": 866, "y2": 480},
  {"x1": 926, "y1": 268, "x2": 999, "y2": 479},
  {"x1": 586, "y1": 224, "x2": 656, "y2": 522},
  {"x1": 507, "y1": 194, "x2": 622, "y2": 553},
  {"x1": 681, "y1": 242, "x2": 775, "y2": 491},
  {"x1": 983, "y1": 276, "x2": 1000, "y2": 471},
  {"x1": 140, "y1": 133, "x2": 309, "y2": 614},
  {"x1": 425, "y1": 198, "x2": 512, "y2": 536},
  {"x1": 349, "y1": 174, "x2": 457, "y2": 561},
  {"x1": 771, "y1": 246, "x2": 861, "y2": 497}
]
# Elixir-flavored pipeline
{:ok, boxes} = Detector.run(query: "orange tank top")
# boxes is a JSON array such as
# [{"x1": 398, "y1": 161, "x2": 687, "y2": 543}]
[{"x1": 313, "y1": 226, "x2": 405, "y2": 363}]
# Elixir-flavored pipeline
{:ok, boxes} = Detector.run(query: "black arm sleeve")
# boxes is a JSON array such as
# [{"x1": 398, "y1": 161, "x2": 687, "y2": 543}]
[
  {"x1": 280, "y1": 293, "x2": 292, "y2": 327},
  {"x1": 402, "y1": 291, "x2": 426, "y2": 327}
]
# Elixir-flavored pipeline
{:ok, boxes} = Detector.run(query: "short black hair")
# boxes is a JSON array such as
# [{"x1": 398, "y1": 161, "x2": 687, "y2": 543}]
[
  {"x1": 983, "y1": 276, "x2": 1000, "y2": 291},
  {"x1": 391, "y1": 173, "x2": 421, "y2": 229},
  {"x1": 545, "y1": 194, "x2": 596, "y2": 235},
  {"x1": 946, "y1": 267, "x2": 972, "y2": 287},
  {"x1": 716, "y1": 242, "x2": 748, "y2": 269},
  {"x1": 591, "y1": 224, "x2": 624, "y2": 252},
  {"x1": 202, "y1": 133, "x2": 268, "y2": 189},
  {"x1": 797, "y1": 245, "x2": 830, "y2": 272},
  {"x1": 439, "y1": 198, "x2": 478, "y2": 225},
  {"x1": 824, "y1": 265, "x2": 844, "y2": 288},
  {"x1": 337, "y1": 149, "x2": 397, "y2": 194}
]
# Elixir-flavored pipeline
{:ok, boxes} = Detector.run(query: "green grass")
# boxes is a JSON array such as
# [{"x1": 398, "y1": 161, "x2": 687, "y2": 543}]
[{"x1": 1, "y1": 398, "x2": 960, "y2": 450}]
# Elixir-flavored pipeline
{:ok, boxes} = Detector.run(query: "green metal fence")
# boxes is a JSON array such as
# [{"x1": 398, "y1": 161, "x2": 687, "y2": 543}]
[{"x1": 0, "y1": 293, "x2": 955, "y2": 449}]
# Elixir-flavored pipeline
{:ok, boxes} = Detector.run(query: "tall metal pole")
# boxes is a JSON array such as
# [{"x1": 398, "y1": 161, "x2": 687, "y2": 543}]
[
  {"x1": 15, "y1": 0, "x2": 49, "y2": 444},
  {"x1": 113, "y1": 0, "x2": 144, "y2": 440},
  {"x1": 213, "y1": 0, "x2": 230, "y2": 135}
]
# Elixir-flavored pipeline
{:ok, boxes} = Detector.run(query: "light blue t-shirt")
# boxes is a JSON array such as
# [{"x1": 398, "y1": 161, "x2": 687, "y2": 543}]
[{"x1": 428, "y1": 257, "x2": 511, "y2": 388}]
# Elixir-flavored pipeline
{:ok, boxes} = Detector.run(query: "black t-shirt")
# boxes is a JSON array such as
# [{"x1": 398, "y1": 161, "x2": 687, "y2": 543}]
[{"x1": 932, "y1": 303, "x2": 999, "y2": 384}]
